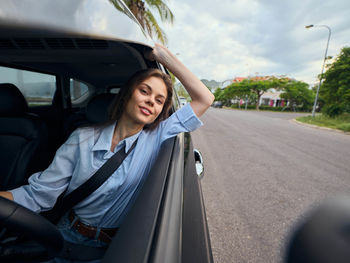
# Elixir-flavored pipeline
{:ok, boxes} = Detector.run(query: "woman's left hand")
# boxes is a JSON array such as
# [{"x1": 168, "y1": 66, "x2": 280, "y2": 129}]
[
  {"x1": 146, "y1": 44, "x2": 175, "y2": 68},
  {"x1": 146, "y1": 43, "x2": 214, "y2": 117}
]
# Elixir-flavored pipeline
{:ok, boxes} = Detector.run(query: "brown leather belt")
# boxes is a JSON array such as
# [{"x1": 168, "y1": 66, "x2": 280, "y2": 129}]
[{"x1": 69, "y1": 211, "x2": 118, "y2": 244}]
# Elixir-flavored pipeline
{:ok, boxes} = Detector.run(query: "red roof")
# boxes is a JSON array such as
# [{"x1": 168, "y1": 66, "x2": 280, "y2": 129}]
[{"x1": 232, "y1": 77, "x2": 246, "y2": 82}]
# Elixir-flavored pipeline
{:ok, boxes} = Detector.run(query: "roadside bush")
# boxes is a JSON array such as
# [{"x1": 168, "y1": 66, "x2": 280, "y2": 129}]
[
  {"x1": 344, "y1": 104, "x2": 350, "y2": 114},
  {"x1": 338, "y1": 123, "x2": 350, "y2": 132},
  {"x1": 230, "y1": 104, "x2": 256, "y2": 110},
  {"x1": 320, "y1": 47, "x2": 350, "y2": 116},
  {"x1": 259, "y1": 106, "x2": 285, "y2": 111},
  {"x1": 228, "y1": 104, "x2": 312, "y2": 112},
  {"x1": 230, "y1": 105, "x2": 294, "y2": 111},
  {"x1": 322, "y1": 104, "x2": 345, "y2": 117}
]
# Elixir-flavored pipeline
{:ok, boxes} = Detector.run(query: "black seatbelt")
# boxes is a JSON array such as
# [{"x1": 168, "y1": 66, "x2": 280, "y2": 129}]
[{"x1": 42, "y1": 139, "x2": 138, "y2": 224}]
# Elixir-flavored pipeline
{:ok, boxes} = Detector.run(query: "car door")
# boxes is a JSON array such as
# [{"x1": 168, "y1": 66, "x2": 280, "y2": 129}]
[{"x1": 103, "y1": 133, "x2": 213, "y2": 263}]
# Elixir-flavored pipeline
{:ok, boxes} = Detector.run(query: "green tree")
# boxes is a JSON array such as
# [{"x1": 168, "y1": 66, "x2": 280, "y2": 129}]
[
  {"x1": 222, "y1": 82, "x2": 248, "y2": 106},
  {"x1": 320, "y1": 46, "x2": 350, "y2": 116},
  {"x1": 239, "y1": 78, "x2": 281, "y2": 110},
  {"x1": 280, "y1": 80, "x2": 315, "y2": 112},
  {"x1": 109, "y1": 0, "x2": 174, "y2": 44},
  {"x1": 214, "y1": 88, "x2": 225, "y2": 102},
  {"x1": 218, "y1": 77, "x2": 292, "y2": 110},
  {"x1": 222, "y1": 78, "x2": 278, "y2": 109}
]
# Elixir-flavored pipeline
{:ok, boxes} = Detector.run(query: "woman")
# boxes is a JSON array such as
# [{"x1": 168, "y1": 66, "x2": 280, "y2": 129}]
[{"x1": 0, "y1": 44, "x2": 214, "y2": 262}]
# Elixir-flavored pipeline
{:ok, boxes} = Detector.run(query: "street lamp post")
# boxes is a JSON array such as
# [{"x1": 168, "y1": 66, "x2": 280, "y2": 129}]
[{"x1": 305, "y1": 24, "x2": 331, "y2": 117}]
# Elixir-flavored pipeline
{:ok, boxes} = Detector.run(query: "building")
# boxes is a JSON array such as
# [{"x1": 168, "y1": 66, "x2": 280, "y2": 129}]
[{"x1": 259, "y1": 91, "x2": 287, "y2": 107}]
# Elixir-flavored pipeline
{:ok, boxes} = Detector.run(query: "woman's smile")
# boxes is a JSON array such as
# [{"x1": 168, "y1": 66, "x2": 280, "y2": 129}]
[{"x1": 139, "y1": 106, "x2": 152, "y2": 116}]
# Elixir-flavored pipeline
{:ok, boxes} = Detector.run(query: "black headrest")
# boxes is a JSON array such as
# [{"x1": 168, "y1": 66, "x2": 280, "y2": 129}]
[
  {"x1": 86, "y1": 93, "x2": 116, "y2": 123},
  {"x1": 0, "y1": 83, "x2": 28, "y2": 116}
]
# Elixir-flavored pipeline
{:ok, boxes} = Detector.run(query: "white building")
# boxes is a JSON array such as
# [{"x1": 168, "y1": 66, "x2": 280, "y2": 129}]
[{"x1": 259, "y1": 91, "x2": 287, "y2": 107}]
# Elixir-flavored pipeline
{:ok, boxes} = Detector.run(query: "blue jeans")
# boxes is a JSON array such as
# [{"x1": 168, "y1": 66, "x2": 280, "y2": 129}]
[{"x1": 44, "y1": 213, "x2": 108, "y2": 263}]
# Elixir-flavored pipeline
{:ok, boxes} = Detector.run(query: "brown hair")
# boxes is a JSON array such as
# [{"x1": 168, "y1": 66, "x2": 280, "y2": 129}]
[{"x1": 108, "y1": 68, "x2": 173, "y2": 130}]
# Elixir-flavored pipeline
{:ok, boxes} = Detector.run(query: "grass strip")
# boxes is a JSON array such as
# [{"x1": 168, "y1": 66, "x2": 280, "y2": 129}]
[{"x1": 296, "y1": 113, "x2": 350, "y2": 132}]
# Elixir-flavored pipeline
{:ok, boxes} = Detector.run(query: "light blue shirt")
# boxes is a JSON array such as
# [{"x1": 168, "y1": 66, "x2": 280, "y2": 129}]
[{"x1": 10, "y1": 103, "x2": 202, "y2": 228}]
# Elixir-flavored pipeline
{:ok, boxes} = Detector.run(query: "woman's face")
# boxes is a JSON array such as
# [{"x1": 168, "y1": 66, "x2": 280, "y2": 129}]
[{"x1": 124, "y1": 76, "x2": 168, "y2": 127}]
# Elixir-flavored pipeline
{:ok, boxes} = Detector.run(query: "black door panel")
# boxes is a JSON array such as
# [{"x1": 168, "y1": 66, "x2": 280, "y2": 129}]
[
  {"x1": 182, "y1": 133, "x2": 214, "y2": 263},
  {"x1": 103, "y1": 138, "x2": 176, "y2": 263}
]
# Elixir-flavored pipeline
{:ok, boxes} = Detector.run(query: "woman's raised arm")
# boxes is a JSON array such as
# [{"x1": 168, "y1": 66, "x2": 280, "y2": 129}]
[{"x1": 149, "y1": 44, "x2": 214, "y2": 117}]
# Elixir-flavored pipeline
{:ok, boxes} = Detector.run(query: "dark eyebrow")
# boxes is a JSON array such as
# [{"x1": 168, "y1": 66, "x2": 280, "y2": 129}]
[
  {"x1": 141, "y1": 83, "x2": 166, "y2": 99},
  {"x1": 141, "y1": 83, "x2": 152, "y2": 91}
]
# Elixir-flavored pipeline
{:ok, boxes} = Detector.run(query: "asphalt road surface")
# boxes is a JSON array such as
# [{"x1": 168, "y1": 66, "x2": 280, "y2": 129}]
[{"x1": 192, "y1": 108, "x2": 350, "y2": 263}]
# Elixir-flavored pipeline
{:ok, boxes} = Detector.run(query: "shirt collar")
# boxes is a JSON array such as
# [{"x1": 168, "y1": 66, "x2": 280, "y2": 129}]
[
  {"x1": 92, "y1": 122, "x2": 141, "y2": 153},
  {"x1": 124, "y1": 130, "x2": 141, "y2": 153}
]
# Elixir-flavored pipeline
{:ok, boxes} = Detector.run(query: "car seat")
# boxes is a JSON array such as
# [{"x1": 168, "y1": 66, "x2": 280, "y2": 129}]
[
  {"x1": 0, "y1": 83, "x2": 48, "y2": 190},
  {"x1": 63, "y1": 93, "x2": 116, "y2": 139}
]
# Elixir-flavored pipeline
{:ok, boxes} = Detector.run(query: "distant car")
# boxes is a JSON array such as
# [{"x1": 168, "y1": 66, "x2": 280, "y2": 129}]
[
  {"x1": 212, "y1": 101, "x2": 223, "y2": 108},
  {"x1": 179, "y1": 96, "x2": 187, "y2": 107},
  {"x1": 0, "y1": 0, "x2": 213, "y2": 262}
]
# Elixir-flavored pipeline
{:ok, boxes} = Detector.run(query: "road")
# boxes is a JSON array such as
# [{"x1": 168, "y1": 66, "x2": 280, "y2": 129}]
[{"x1": 192, "y1": 108, "x2": 350, "y2": 263}]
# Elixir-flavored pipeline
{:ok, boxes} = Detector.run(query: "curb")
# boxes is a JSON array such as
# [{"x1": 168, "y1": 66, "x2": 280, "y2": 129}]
[{"x1": 292, "y1": 119, "x2": 350, "y2": 135}]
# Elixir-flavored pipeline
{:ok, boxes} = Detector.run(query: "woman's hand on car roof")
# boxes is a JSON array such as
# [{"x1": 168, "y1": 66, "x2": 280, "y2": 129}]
[{"x1": 147, "y1": 44, "x2": 214, "y2": 117}]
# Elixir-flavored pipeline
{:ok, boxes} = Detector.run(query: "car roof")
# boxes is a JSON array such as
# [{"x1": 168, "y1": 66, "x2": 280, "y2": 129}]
[
  {"x1": 0, "y1": 0, "x2": 158, "y2": 88},
  {"x1": 0, "y1": 0, "x2": 153, "y2": 47}
]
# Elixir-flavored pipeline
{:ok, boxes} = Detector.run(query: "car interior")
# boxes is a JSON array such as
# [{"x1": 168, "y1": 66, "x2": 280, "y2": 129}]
[{"x1": 0, "y1": 25, "x2": 162, "y2": 191}]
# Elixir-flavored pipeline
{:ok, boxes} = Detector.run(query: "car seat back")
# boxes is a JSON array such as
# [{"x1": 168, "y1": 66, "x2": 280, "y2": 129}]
[
  {"x1": 63, "y1": 93, "x2": 116, "y2": 139},
  {"x1": 0, "y1": 83, "x2": 48, "y2": 190}
]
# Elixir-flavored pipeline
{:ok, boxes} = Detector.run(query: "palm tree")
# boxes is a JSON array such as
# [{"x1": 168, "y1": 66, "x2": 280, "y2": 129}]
[{"x1": 109, "y1": 0, "x2": 174, "y2": 44}]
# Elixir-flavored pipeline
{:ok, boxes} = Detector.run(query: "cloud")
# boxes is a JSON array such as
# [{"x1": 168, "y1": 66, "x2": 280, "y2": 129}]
[
  {"x1": 160, "y1": 0, "x2": 350, "y2": 84},
  {"x1": 1, "y1": 0, "x2": 82, "y2": 25}
]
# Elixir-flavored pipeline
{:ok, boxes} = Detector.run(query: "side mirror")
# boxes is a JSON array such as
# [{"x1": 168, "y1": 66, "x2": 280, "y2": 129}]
[{"x1": 194, "y1": 149, "x2": 204, "y2": 179}]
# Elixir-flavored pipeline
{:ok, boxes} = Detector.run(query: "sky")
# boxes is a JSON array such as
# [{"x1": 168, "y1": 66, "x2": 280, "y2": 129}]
[{"x1": 155, "y1": 0, "x2": 350, "y2": 85}]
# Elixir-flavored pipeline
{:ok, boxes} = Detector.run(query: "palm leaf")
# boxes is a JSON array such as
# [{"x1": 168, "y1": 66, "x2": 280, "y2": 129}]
[
  {"x1": 145, "y1": 10, "x2": 167, "y2": 44},
  {"x1": 112, "y1": 0, "x2": 172, "y2": 44},
  {"x1": 109, "y1": 0, "x2": 141, "y2": 23},
  {"x1": 145, "y1": 0, "x2": 174, "y2": 23}
]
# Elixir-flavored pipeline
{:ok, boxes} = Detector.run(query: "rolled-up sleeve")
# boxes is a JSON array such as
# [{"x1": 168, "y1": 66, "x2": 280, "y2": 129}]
[
  {"x1": 10, "y1": 130, "x2": 81, "y2": 213},
  {"x1": 159, "y1": 103, "x2": 203, "y2": 142}
]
